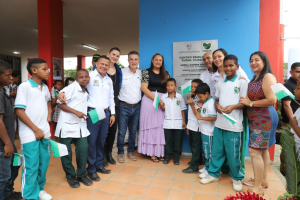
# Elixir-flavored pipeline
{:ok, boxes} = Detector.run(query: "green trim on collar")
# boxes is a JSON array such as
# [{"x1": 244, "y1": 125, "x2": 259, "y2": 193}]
[
  {"x1": 204, "y1": 96, "x2": 213, "y2": 103},
  {"x1": 224, "y1": 74, "x2": 238, "y2": 82},
  {"x1": 29, "y1": 78, "x2": 45, "y2": 87}
]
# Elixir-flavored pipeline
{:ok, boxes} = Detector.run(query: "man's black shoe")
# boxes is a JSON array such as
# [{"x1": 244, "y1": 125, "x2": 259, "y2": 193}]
[
  {"x1": 103, "y1": 156, "x2": 109, "y2": 167},
  {"x1": 163, "y1": 159, "x2": 170, "y2": 164},
  {"x1": 107, "y1": 152, "x2": 116, "y2": 165},
  {"x1": 174, "y1": 160, "x2": 180, "y2": 165},
  {"x1": 182, "y1": 167, "x2": 198, "y2": 174},
  {"x1": 67, "y1": 176, "x2": 80, "y2": 188},
  {"x1": 87, "y1": 172, "x2": 100, "y2": 181},
  {"x1": 96, "y1": 167, "x2": 111, "y2": 174},
  {"x1": 78, "y1": 176, "x2": 93, "y2": 186},
  {"x1": 188, "y1": 161, "x2": 192, "y2": 165},
  {"x1": 4, "y1": 191, "x2": 22, "y2": 200}
]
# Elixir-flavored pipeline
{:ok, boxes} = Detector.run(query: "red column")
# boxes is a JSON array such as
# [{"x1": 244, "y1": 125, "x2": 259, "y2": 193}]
[
  {"x1": 77, "y1": 55, "x2": 86, "y2": 70},
  {"x1": 259, "y1": 0, "x2": 281, "y2": 161},
  {"x1": 38, "y1": 0, "x2": 63, "y2": 138}
]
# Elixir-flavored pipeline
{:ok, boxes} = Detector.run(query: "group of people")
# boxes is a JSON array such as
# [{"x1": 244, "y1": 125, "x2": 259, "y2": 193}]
[{"x1": 0, "y1": 45, "x2": 299, "y2": 200}]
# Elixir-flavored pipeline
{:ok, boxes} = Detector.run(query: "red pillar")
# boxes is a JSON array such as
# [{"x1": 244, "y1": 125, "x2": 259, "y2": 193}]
[
  {"x1": 38, "y1": 0, "x2": 63, "y2": 138},
  {"x1": 77, "y1": 55, "x2": 86, "y2": 70},
  {"x1": 259, "y1": 0, "x2": 282, "y2": 161}
]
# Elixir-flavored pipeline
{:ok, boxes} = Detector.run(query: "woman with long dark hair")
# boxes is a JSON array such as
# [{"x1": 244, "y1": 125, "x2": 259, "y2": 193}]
[
  {"x1": 138, "y1": 53, "x2": 170, "y2": 162},
  {"x1": 240, "y1": 51, "x2": 278, "y2": 196}
]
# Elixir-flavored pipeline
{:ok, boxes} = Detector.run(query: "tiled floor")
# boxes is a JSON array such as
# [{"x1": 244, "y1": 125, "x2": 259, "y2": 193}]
[{"x1": 14, "y1": 139, "x2": 286, "y2": 200}]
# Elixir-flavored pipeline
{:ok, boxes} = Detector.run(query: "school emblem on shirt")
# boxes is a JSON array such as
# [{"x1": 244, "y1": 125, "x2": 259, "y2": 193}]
[
  {"x1": 108, "y1": 82, "x2": 111, "y2": 86},
  {"x1": 93, "y1": 80, "x2": 99, "y2": 86},
  {"x1": 234, "y1": 87, "x2": 240, "y2": 94},
  {"x1": 177, "y1": 100, "x2": 180, "y2": 106},
  {"x1": 203, "y1": 108, "x2": 206, "y2": 114},
  {"x1": 45, "y1": 96, "x2": 49, "y2": 102}
]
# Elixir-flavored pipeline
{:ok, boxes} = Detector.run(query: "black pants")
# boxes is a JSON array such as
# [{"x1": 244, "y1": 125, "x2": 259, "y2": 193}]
[
  {"x1": 105, "y1": 104, "x2": 119, "y2": 153},
  {"x1": 189, "y1": 130, "x2": 203, "y2": 170},
  {"x1": 164, "y1": 129, "x2": 184, "y2": 161}
]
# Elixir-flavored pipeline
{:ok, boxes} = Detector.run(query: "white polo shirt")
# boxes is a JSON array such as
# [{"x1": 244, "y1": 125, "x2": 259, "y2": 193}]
[
  {"x1": 15, "y1": 78, "x2": 51, "y2": 144},
  {"x1": 118, "y1": 67, "x2": 142, "y2": 104},
  {"x1": 87, "y1": 70, "x2": 115, "y2": 115},
  {"x1": 161, "y1": 92, "x2": 187, "y2": 129},
  {"x1": 187, "y1": 96, "x2": 200, "y2": 132},
  {"x1": 214, "y1": 75, "x2": 248, "y2": 132},
  {"x1": 55, "y1": 81, "x2": 90, "y2": 138},
  {"x1": 199, "y1": 97, "x2": 217, "y2": 136},
  {"x1": 210, "y1": 66, "x2": 249, "y2": 97},
  {"x1": 200, "y1": 69, "x2": 213, "y2": 90}
]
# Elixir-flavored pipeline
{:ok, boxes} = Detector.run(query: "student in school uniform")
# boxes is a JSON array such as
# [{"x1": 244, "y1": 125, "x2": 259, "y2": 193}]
[
  {"x1": 200, "y1": 55, "x2": 248, "y2": 192},
  {"x1": 15, "y1": 58, "x2": 52, "y2": 200},
  {"x1": 55, "y1": 69, "x2": 93, "y2": 188},
  {"x1": 182, "y1": 78, "x2": 203, "y2": 173},
  {"x1": 160, "y1": 78, "x2": 187, "y2": 165},
  {"x1": 187, "y1": 83, "x2": 217, "y2": 177}
]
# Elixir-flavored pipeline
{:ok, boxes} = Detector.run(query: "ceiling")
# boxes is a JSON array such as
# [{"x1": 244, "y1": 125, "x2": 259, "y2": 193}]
[{"x1": 0, "y1": 0, "x2": 139, "y2": 58}]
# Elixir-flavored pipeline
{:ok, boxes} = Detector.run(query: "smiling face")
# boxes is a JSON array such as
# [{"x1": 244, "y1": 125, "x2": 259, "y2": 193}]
[
  {"x1": 32, "y1": 63, "x2": 49, "y2": 80},
  {"x1": 128, "y1": 54, "x2": 140, "y2": 70},
  {"x1": 108, "y1": 50, "x2": 120, "y2": 64},
  {"x1": 96, "y1": 58, "x2": 110, "y2": 76},
  {"x1": 224, "y1": 59, "x2": 239, "y2": 79},
  {"x1": 250, "y1": 54, "x2": 264, "y2": 75},
  {"x1": 76, "y1": 70, "x2": 90, "y2": 87},
  {"x1": 213, "y1": 50, "x2": 225, "y2": 69},
  {"x1": 152, "y1": 55, "x2": 163, "y2": 69},
  {"x1": 54, "y1": 81, "x2": 63, "y2": 91},
  {"x1": 203, "y1": 52, "x2": 213, "y2": 69}
]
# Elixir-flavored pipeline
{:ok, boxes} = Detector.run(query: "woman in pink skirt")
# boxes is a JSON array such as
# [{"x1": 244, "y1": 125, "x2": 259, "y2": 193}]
[{"x1": 138, "y1": 53, "x2": 170, "y2": 162}]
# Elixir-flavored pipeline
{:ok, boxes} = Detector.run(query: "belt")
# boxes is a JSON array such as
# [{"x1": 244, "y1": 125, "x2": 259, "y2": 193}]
[
  {"x1": 88, "y1": 107, "x2": 110, "y2": 113},
  {"x1": 120, "y1": 101, "x2": 140, "y2": 108}
]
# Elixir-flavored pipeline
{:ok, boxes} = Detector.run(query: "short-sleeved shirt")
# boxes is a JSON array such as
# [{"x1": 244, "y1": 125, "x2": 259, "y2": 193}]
[
  {"x1": 15, "y1": 78, "x2": 51, "y2": 144},
  {"x1": 141, "y1": 69, "x2": 170, "y2": 93},
  {"x1": 87, "y1": 70, "x2": 115, "y2": 115},
  {"x1": 214, "y1": 75, "x2": 248, "y2": 132},
  {"x1": 187, "y1": 96, "x2": 200, "y2": 132},
  {"x1": 55, "y1": 81, "x2": 90, "y2": 138},
  {"x1": 200, "y1": 69, "x2": 213, "y2": 90},
  {"x1": 281, "y1": 77, "x2": 300, "y2": 123},
  {"x1": 0, "y1": 89, "x2": 15, "y2": 148},
  {"x1": 199, "y1": 97, "x2": 217, "y2": 136},
  {"x1": 161, "y1": 92, "x2": 187, "y2": 129}
]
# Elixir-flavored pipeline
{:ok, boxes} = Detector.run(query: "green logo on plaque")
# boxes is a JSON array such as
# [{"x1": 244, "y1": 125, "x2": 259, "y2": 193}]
[{"x1": 203, "y1": 43, "x2": 211, "y2": 49}]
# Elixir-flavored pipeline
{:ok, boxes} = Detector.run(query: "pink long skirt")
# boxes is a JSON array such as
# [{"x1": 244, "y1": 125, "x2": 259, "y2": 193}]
[{"x1": 138, "y1": 92, "x2": 165, "y2": 157}]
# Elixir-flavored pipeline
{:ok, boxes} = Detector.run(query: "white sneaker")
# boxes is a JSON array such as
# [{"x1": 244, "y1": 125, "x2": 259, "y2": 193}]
[
  {"x1": 232, "y1": 180, "x2": 243, "y2": 192},
  {"x1": 199, "y1": 167, "x2": 206, "y2": 173},
  {"x1": 199, "y1": 170, "x2": 208, "y2": 178},
  {"x1": 39, "y1": 190, "x2": 52, "y2": 200},
  {"x1": 200, "y1": 175, "x2": 220, "y2": 184}
]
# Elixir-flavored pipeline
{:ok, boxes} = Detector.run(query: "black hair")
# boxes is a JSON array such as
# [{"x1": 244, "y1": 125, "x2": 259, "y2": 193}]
[
  {"x1": 150, "y1": 53, "x2": 168, "y2": 85},
  {"x1": 191, "y1": 78, "x2": 203, "y2": 85},
  {"x1": 166, "y1": 78, "x2": 176, "y2": 85},
  {"x1": 224, "y1": 54, "x2": 238, "y2": 66},
  {"x1": 65, "y1": 77, "x2": 75, "y2": 87},
  {"x1": 27, "y1": 58, "x2": 47, "y2": 75},
  {"x1": 92, "y1": 54, "x2": 101, "y2": 62},
  {"x1": 76, "y1": 69, "x2": 89, "y2": 78},
  {"x1": 97, "y1": 55, "x2": 110, "y2": 62},
  {"x1": 291, "y1": 62, "x2": 300, "y2": 70},
  {"x1": 53, "y1": 80, "x2": 63, "y2": 85},
  {"x1": 128, "y1": 51, "x2": 139, "y2": 58},
  {"x1": 212, "y1": 48, "x2": 228, "y2": 71},
  {"x1": 195, "y1": 83, "x2": 210, "y2": 95},
  {"x1": 0, "y1": 60, "x2": 12, "y2": 75},
  {"x1": 250, "y1": 51, "x2": 274, "y2": 81},
  {"x1": 12, "y1": 70, "x2": 20, "y2": 78},
  {"x1": 109, "y1": 47, "x2": 121, "y2": 54}
]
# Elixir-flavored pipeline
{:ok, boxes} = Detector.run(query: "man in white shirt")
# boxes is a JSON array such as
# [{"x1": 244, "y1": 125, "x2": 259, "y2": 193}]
[
  {"x1": 117, "y1": 51, "x2": 141, "y2": 163},
  {"x1": 200, "y1": 52, "x2": 214, "y2": 89}
]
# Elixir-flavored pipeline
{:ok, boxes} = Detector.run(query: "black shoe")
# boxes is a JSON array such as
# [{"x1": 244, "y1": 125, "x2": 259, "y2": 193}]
[
  {"x1": 188, "y1": 161, "x2": 192, "y2": 165},
  {"x1": 67, "y1": 176, "x2": 80, "y2": 188},
  {"x1": 78, "y1": 176, "x2": 93, "y2": 186},
  {"x1": 103, "y1": 156, "x2": 109, "y2": 167},
  {"x1": 4, "y1": 191, "x2": 22, "y2": 200},
  {"x1": 163, "y1": 159, "x2": 170, "y2": 164},
  {"x1": 107, "y1": 152, "x2": 116, "y2": 165},
  {"x1": 182, "y1": 167, "x2": 198, "y2": 174},
  {"x1": 96, "y1": 167, "x2": 111, "y2": 174},
  {"x1": 87, "y1": 172, "x2": 100, "y2": 181},
  {"x1": 174, "y1": 160, "x2": 180, "y2": 165}
]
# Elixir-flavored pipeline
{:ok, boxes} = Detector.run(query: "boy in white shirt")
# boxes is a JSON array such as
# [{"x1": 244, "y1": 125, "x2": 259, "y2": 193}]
[
  {"x1": 15, "y1": 58, "x2": 52, "y2": 200},
  {"x1": 160, "y1": 78, "x2": 187, "y2": 165},
  {"x1": 182, "y1": 79, "x2": 203, "y2": 173},
  {"x1": 188, "y1": 83, "x2": 217, "y2": 178},
  {"x1": 200, "y1": 55, "x2": 248, "y2": 192},
  {"x1": 55, "y1": 69, "x2": 93, "y2": 188}
]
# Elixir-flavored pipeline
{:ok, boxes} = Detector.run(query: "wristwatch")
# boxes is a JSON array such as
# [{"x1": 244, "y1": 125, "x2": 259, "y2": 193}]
[{"x1": 249, "y1": 101, "x2": 254, "y2": 107}]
